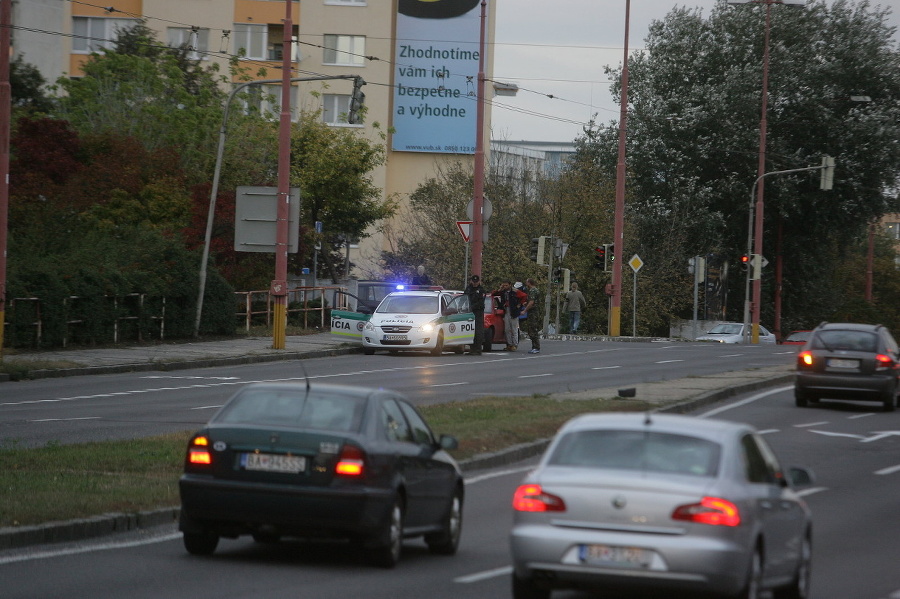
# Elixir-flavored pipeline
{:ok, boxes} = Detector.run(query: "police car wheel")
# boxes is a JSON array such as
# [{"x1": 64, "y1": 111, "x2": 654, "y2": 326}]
[{"x1": 430, "y1": 333, "x2": 444, "y2": 356}]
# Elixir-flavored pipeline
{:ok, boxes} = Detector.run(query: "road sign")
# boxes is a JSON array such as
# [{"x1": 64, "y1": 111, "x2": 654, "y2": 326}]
[
  {"x1": 629, "y1": 254, "x2": 644, "y2": 272},
  {"x1": 466, "y1": 197, "x2": 493, "y2": 221},
  {"x1": 456, "y1": 221, "x2": 473, "y2": 242}
]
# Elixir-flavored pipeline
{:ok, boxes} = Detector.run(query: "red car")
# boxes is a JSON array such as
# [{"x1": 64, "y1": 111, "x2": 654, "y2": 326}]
[
  {"x1": 781, "y1": 330, "x2": 812, "y2": 345},
  {"x1": 481, "y1": 294, "x2": 507, "y2": 352}
]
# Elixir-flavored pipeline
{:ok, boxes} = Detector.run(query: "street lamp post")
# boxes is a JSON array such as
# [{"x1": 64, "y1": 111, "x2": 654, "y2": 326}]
[
  {"x1": 728, "y1": 0, "x2": 803, "y2": 343},
  {"x1": 470, "y1": 0, "x2": 487, "y2": 279}
]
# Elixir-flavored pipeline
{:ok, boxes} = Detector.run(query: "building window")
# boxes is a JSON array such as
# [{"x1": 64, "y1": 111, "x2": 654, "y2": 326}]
[
  {"x1": 238, "y1": 84, "x2": 298, "y2": 117},
  {"x1": 325, "y1": 0, "x2": 366, "y2": 5},
  {"x1": 233, "y1": 23, "x2": 267, "y2": 60},
  {"x1": 72, "y1": 17, "x2": 139, "y2": 53},
  {"x1": 167, "y1": 27, "x2": 209, "y2": 60},
  {"x1": 323, "y1": 34, "x2": 365, "y2": 66},
  {"x1": 885, "y1": 222, "x2": 900, "y2": 240},
  {"x1": 323, "y1": 94, "x2": 354, "y2": 124}
]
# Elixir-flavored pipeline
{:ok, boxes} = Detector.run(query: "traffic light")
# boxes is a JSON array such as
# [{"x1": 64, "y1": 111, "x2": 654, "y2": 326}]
[
  {"x1": 604, "y1": 243, "x2": 614, "y2": 272},
  {"x1": 740, "y1": 255, "x2": 750, "y2": 271},
  {"x1": 820, "y1": 155, "x2": 835, "y2": 191},
  {"x1": 347, "y1": 77, "x2": 367, "y2": 124},
  {"x1": 594, "y1": 246, "x2": 606, "y2": 270},
  {"x1": 530, "y1": 236, "x2": 547, "y2": 264},
  {"x1": 750, "y1": 254, "x2": 762, "y2": 280},
  {"x1": 553, "y1": 268, "x2": 562, "y2": 284}
]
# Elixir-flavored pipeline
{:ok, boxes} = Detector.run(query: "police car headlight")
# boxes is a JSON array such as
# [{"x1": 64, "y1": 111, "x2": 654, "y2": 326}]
[
  {"x1": 420, "y1": 322, "x2": 436, "y2": 333},
  {"x1": 364, "y1": 322, "x2": 376, "y2": 332}
]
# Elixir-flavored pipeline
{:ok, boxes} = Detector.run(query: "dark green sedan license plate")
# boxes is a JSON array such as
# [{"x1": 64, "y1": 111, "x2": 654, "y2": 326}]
[{"x1": 240, "y1": 453, "x2": 306, "y2": 473}]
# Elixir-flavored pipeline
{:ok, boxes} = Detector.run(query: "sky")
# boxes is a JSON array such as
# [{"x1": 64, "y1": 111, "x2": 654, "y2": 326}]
[{"x1": 490, "y1": 0, "x2": 900, "y2": 143}]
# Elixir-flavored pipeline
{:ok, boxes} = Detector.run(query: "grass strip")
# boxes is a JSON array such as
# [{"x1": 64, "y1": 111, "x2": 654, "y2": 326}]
[{"x1": 0, "y1": 395, "x2": 651, "y2": 528}]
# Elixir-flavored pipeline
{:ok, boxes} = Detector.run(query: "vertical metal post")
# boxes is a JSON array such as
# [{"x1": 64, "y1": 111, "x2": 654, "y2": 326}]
[{"x1": 610, "y1": 0, "x2": 630, "y2": 337}]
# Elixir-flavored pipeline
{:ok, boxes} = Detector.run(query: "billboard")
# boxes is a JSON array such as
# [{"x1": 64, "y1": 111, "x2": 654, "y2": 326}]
[{"x1": 392, "y1": 0, "x2": 482, "y2": 154}]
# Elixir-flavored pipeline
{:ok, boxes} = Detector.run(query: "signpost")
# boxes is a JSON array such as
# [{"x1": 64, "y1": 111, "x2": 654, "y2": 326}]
[{"x1": 629, "y1": 255, "x2": 643, "y2": 337}]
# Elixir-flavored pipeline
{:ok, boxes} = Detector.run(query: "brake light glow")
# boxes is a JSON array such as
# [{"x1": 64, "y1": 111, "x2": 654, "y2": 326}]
[
  {"x1": 798, "y1": 351, "x2": 814, "y2": 366},
  {"x1": 335, "y1": 445, "x2": 365, "y2": 476},
  {"x1": 875, "y1": 354, "x2": 894, "y2": 370},
  {"x1": 512, "y1": 484, "x2": 567, "y2": 512},
  {"x1": 671, "y1": 496, "x2": 741, "y2": 527},
  {"x1": 188, "y1": 436, "x2": 212, "y2": 465}
]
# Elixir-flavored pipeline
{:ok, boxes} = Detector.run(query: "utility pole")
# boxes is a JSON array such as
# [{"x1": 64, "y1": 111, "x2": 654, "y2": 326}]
[
  {"x1": 271, "y1": 0, "x2": 294, "y2": 350},
  {"x1": 470, "y1": 0, "x2": 487, "y2": 279},
  {"x1": 610, "y1": 0, "x2": 630, "y2": 337},
  {"x1": 0, "y1": 0, "x2": 11, "y2": 357}
]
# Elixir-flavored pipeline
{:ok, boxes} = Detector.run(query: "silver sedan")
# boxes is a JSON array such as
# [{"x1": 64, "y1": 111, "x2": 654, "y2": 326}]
[{"x1": 509, "y1": 413, "x2": 813, "y2": 599}]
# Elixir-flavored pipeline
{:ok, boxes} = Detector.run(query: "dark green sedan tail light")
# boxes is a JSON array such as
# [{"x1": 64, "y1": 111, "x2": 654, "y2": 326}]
[
  {"x1": 335, "y1": 444, "x2": 365, "y2": 477},
  {"x1": 188, "y1": 435, "x2": 212, "y2": 466}
]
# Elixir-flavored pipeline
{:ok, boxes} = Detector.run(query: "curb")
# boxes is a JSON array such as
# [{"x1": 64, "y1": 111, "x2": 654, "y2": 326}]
[{"x1": 3, "y1": 347, "x2": 362, "y2": 382}]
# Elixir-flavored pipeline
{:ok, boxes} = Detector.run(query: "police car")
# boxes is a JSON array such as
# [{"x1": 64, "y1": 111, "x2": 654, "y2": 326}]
[{"x1": 331, "y1": 286, "x2": 476, "y2": 355}]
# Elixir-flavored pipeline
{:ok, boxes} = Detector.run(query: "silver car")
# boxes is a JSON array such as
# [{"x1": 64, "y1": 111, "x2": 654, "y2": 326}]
[
  {"x1": 510, "y1": 413, "x2": 813, "y2": 599},
  {"x1": 696, "y1": 322, "x2": 777, "y2": 344}
]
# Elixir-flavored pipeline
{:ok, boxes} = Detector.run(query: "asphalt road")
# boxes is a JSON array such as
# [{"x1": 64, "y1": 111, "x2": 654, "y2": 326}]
[
  {"x1": 2, "y1": 384, "x2": 900, "y2": 598},
  {"x1": 1, "y1": 339, "x2": 795, "y2": 447}
]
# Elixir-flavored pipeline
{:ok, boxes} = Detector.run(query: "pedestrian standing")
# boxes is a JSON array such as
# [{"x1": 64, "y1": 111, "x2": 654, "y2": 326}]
[
  {"x1": 522, "y1": 278, "x2": 541, "y2": 354},
  {"x1": 495, "y1": 281, "x2": 522, "y2": 351},
  {"x1": 411, "y1": 265, "x2": 431, "y2": 286},
  {"x1": 464, "y1": 275, "x2": 486, "y2": 355},
  {"x1": 564, "y1": 282, "x2": 586, "y2": 334}
]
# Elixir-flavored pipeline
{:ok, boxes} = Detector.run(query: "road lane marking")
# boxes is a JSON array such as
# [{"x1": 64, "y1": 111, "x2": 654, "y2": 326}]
[
  {"x1": 794, "y1": 421, "x2": 829, "y2": 428},
  {"x1": 875, "y1": 464, "x2": 900, "y2": 475},
  {"x1": 699, "y1": 386, "x2": 792, "y2": 418},
  {"x1": 29, "y1": 417, "x2": 101, "y2": 423},
  {"x1": 655, "y1": 360, "x2": 684, "y2": 364},
  {"x1": 142, "y1": 376, "x2": 240, "y2": 380},
  {"x1": 757, "y1": 429, "x2": 779, "y2": 435},
  {"x1": 519, "y1": 373, "x2": 552, "y2": 379},
  {"x1": 591, "y1": 365, "x2": 621, "y2": 370},
  {"x1": 430, "y1": 382, "x2": 467, "y2": 387},
  {"x1": 465, "y1": 465, "x2": 534, "y2": 484},
  {"x1": 808, "y1": 430, "x2": 866, "y2": 440},
  {"x1": 796, "y1": 487, "x2": 828, "y2": 497},
  {"x1": 455, "y1": 566, "x2": 513, "y2": 583},
  {"x1": 0, "y1": 531, "x2": 181, "y2": 565},
  {"x1": 848, "y1": 413, "x2": 876, "y2": 419}
]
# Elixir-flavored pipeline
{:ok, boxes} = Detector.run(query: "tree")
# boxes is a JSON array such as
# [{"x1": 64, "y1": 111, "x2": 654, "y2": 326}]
[
  {"x1": 54, "y1": 22, "x2": 226, "y2": 184},
  {"x1": 289, "y1": 112, "x2": 395, "y2": 282},
  {"x1": 585, "y1": 0, "x2": 900, "y2": 327},
  {"x1": 9, "y1": 56, "x2": 53, "y2": 114}
]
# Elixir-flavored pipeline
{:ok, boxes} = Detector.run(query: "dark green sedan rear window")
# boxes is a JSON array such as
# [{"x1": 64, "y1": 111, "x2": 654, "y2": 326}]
[
  {"x1": 812, "y1": 330, "x2": 877, "y2": 352},
  {"x1": 548, "y1": 430, "x2": 721, "y2": 477},
  {"x1": 214, "y1": 389, "x2": 364, "y2": 432}
]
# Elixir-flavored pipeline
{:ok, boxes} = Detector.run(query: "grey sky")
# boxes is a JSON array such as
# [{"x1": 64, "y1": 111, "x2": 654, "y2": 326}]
[{"x1": 491, "y1": 0, "x2": 900, "y2": 142}]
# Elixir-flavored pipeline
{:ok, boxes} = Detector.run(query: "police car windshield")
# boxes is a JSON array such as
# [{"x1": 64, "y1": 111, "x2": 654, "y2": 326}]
[{"x1": 377, "y1": 295, "x2": 439, "y2": 314}]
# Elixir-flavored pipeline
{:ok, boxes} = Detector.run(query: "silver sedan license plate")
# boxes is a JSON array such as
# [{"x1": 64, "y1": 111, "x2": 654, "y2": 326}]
[
  {"x1": 579, "y1": 544, "x2": 648, "y2": 568},
  {"x1": 241, "y1": 453, "x2": 306, "y2": 473}
]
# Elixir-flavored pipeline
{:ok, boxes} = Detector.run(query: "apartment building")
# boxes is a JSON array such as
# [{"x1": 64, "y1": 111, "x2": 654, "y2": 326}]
[{"x1": 12, "y1": 0, "x2": 496, "y2": 279}]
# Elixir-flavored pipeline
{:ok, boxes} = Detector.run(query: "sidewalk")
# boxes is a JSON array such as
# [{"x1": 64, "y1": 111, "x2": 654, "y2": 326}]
[
  {"x1": 0, "y1": 334, "x2": 795, "y2": 551},
  {"x1": 0, "y1": 333, "x2": 356, "y2": 382}
]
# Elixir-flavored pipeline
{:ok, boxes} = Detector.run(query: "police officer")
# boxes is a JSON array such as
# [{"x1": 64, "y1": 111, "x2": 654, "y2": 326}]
[{"x1": 464, "y1": 275, "x2": 486, "y2": 355}]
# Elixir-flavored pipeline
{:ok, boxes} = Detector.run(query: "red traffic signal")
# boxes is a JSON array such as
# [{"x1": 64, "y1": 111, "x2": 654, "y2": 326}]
[
  {"x1": 594, "y1": 246, "x2": 606, "y2": 269},
  {"x1": 740, "y1": 255, "x2": 750, "y2": 270}
]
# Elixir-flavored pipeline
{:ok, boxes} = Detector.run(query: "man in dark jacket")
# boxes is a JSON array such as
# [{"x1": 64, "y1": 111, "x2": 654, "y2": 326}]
[{"x1": 464, "y1": 275, "x2": 486, "y2": 355}]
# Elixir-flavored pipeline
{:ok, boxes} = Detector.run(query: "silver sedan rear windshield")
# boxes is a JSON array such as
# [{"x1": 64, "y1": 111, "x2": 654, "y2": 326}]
[
  {"x1": 214, "y1": 389, "x2": 364, "y2": 432},
  {"x1": 377, "y1": 295, "x2": 439, "y2": 314},
  {"x1": 548, "y1": 430, "x2": 721, "y2": 477}
]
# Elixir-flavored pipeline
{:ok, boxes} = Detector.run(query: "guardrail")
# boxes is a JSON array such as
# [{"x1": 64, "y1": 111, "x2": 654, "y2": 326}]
[{"x1": 3, "y1": 287, "x2": 351, "y2": 348}]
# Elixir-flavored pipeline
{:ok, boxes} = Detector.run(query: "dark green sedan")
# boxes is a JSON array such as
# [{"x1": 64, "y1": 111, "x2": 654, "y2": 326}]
[{"x1": 179, "y1": 382, "x2": 463, "y2": 568}]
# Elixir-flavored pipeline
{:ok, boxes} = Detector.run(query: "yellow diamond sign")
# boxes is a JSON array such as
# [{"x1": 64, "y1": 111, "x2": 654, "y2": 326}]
[{"x1": 629, "y1": 255, "x2": 644, "y2": 272}]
